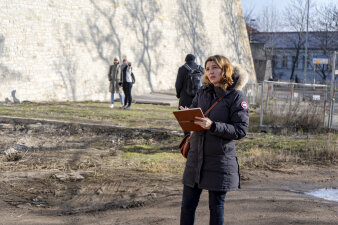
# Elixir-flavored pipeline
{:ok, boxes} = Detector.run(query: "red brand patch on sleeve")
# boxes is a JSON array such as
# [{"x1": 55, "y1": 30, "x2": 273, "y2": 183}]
[{"x1": 241, "y1": 101, "x2": 248, "y2": 110}]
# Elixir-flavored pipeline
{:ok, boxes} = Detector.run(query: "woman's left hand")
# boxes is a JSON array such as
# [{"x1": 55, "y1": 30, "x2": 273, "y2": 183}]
[{"x1": 194, "y1": 117, "x2": 213, "y2": 130}]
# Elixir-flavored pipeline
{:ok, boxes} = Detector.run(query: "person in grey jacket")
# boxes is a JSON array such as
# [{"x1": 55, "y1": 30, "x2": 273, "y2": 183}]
[
  {"x1": 108, "y1": 57, "x2": 124, "y2": 108},
  {"x1": 179, "y1": 55, "x2": 249, "y2": 225}
]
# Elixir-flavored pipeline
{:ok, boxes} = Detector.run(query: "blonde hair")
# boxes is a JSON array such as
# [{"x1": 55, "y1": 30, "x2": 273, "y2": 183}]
[{"x1": 202, "y1": 55, "x2": 234, "y2": 90}]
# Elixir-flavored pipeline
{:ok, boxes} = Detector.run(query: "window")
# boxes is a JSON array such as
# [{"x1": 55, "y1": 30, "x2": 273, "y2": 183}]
[
  {"x1": 282, "y1": 56, "x2": 288, "y2": 68},
  {"x1": 272, "y1": 55, "x2": 278, "y2": 68}
]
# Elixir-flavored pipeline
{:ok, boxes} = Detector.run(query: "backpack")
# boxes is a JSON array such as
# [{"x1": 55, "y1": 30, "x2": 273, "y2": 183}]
[{"x1": 184, "y1": 64, "x2": 203, "y2": 97}]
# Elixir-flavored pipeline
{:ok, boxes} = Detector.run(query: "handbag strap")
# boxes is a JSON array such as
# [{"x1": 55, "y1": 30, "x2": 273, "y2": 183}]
[{"x1": 204, "y1": 96, "x2": 224, "y2": 116}]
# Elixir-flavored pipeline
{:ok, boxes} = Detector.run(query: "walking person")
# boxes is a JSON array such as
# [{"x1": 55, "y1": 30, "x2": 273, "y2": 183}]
[
  {"x1": 108, "y1": 57, "x2": 124, "y2": 108},
  {"x1": 120, "y1": 59, "x2": 128, "y2": 108},
  {"x1": 175, "y1": 53, "x2": 204, "y2": 109},
  {"x1": 122, "y1": 61, "x2": 135, "y2": 109},
  {"x1": 179, "y1": 55, "x2": 249, "y2": 225},
  {"x1": 176, "y1": 54, "x2": 204, "y2": 136}
]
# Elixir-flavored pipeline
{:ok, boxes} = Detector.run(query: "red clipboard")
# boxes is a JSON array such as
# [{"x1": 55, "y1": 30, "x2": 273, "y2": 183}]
[{"x1": 173, "y1": 108, "x2": 206, "y2": 132}]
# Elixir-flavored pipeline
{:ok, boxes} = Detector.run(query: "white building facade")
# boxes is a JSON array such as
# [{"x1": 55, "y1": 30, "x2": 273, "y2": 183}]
[{"x1": 0, "y1": 0, "x2": 255, "y2": 102}]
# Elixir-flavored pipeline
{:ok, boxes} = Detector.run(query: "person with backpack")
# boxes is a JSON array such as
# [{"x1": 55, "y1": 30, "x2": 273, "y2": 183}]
[{"x1": 175, "y1": 54, "x2": 204, "y2": 109}]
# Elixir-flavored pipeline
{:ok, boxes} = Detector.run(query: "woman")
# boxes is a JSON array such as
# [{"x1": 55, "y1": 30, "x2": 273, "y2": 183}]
[
  {"x1": 122, "y1": 62, "x2": 135, "y2": 109},
  {"x1": 108, "y1": 57, "x2": 124, "y2": 108},
  {"x1": 180, "y1": 55, "x2": 249, "y2": 225}
]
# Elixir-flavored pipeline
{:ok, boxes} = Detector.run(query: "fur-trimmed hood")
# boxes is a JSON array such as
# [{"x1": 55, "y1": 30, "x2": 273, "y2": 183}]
[{"x1": 231, "y1": 64, "x2": 249, "y2": 91}]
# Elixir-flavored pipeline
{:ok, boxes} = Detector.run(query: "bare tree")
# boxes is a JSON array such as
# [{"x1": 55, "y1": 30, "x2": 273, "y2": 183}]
[
  {"x1": 314, "y1": 2, "x2": 337, "y2": 32},
  {"x1": 312, "y1": 2, "x2": 338, "y2": 81},
  {"x1": 283, "y1": 0, "x2": 315, "y2": 81},
  {"x1": 243, "y1": 3, "x2": 256, "y2": 25},
  {"x1": 257, "y1": 4, "x2": 282, "y2": 79},
  {"x1": 259, "y1": 4, "x2": 281, "y2": 32}
]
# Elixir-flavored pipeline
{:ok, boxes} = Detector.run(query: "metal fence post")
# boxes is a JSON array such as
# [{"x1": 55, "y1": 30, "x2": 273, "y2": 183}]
[
  {"x1": 290, "y1": 84, "x2": 294, "y2": 108},
  {"x1": 328, "y1": 51, "x2": 336, "y2": 128},
  {"x1": 259, "y1": 81, "x2": 265, "y2": 127},
  {"x1": 265, "y1": 83, "x2": 270, "y2": 112}
]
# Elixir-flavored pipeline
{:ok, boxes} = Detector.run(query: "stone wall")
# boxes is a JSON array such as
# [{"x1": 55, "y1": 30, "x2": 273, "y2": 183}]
[{"x1": 0, "y1": 0, "x2": 255, "y2": 102}]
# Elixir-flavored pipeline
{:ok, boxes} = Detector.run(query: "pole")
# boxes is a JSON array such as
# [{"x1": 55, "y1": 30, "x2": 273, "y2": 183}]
[
  {"x1": 259, "y1": 81, "x2": 265, "y2": 127},
  {"x1": 302, "y1": 0, "x2": 309, "y2": 101},
  {"x1": 328, "y1": 51, "x2": 336, "y2": 128}
]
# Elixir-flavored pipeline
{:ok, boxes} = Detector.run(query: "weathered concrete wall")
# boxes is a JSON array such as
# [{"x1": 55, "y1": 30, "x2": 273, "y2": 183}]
[{"x1": 0, "y1": 0, "x2": 255, "y2": 102}]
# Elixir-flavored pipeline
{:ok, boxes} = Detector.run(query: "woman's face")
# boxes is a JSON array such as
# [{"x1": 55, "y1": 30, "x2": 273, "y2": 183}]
[{"x1": 206, "y1": 61, "x2": 222, "y2": 86}]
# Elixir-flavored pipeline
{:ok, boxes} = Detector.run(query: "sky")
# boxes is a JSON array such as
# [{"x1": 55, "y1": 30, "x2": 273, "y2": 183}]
[{"x1": 240, "y1": 0, "x2": 337, "y2": 19}]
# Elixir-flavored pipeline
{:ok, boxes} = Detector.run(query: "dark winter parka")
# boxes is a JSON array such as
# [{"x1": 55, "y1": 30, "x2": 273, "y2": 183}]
[
  {"x1": 175, "y1": 58, "x2": 201, "y2": 108},
  {"x1": 182, "y1": 64, "x2": 249, "y2": 192}
]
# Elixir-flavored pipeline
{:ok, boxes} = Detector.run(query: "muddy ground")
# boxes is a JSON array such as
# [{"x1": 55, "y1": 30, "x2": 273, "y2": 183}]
[{"x1": 0, "y1": 118, "x2": 337, "y2": 225}]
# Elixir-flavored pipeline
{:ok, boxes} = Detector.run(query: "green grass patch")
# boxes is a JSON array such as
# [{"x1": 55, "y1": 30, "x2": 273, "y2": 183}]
[
  {"x1": 0, "y1": 102, "x2": 180, "y2": 130},
  {"x1": 121, "y1": 151, "x2": 186, "y2": 174}
]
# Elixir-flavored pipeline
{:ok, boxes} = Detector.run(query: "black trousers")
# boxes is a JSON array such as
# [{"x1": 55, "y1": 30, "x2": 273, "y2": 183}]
[{"x1": 122, "y1": 82, "x2": 133, "y2": 106}]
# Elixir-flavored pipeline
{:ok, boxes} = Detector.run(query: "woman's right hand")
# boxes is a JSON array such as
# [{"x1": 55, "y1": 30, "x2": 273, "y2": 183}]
[{"x1": 179, "y1": 106, "x2": 188, "y2": 110}]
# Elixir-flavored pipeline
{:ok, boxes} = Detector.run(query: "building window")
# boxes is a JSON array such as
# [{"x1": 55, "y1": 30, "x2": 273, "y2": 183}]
[
  {"x1": 282, "y1": 56, "x2": 288, "y2": 68},
  {"x1": 272, "y1": 55, "x2": 278, "y2": 68}
]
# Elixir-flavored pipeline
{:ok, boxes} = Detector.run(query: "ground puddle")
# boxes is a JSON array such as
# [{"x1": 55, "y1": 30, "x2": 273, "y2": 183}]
[{"x1": 306, "y1": 188, "x2": 338, "y2": 202}]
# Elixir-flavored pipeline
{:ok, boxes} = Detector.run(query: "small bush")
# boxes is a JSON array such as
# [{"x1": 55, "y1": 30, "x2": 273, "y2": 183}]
[{"x1": 264, "y1": 100, "x2": 324, "y2": 132}]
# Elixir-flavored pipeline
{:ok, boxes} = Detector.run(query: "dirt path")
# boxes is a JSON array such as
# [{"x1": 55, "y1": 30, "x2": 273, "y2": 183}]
[{"x1": 1, "y1": 166, "x2": 337, "y2": 225}]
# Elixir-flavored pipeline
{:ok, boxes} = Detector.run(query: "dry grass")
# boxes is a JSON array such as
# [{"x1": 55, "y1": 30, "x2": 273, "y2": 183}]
[
  {"x1": 237, "y1": 133, "x2": 337, "y2": 168},
  {"x1": 263, "y1": 100, "x2": 326, "y2": 132}
]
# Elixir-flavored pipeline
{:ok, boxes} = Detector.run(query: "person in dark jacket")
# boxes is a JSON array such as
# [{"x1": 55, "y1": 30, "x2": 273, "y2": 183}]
[
  {"x1": 175, "y1": 54, "x2": 203, "y2": 108},
  {"x1": 179, "y1": 55, "x2": 249, "y2": 225},
  {"x1": 122, "y1": 62, "x2": 135, "y2": 109}
]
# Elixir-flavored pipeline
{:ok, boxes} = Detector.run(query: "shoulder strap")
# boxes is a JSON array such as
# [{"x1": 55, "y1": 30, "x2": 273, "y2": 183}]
[
  {"x1": 204, "y1": 96, "x2": 225, "y2": 116},
  {"x1": 184, "y1": 64, "x2": 192, "y2": 71}
]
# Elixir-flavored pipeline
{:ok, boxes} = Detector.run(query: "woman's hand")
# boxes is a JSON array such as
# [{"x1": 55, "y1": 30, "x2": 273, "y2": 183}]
[
  {"x1": 179, "y1": 106, "x2": 188, "y2": 110},
  {"x1": 194, "y1": 117, "x2": 213, "y2": 130}
]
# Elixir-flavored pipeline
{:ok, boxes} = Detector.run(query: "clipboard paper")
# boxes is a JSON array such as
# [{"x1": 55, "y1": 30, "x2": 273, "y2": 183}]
[{"x1": 173, "y1": 108, "x2": 206, "y2": 132}]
